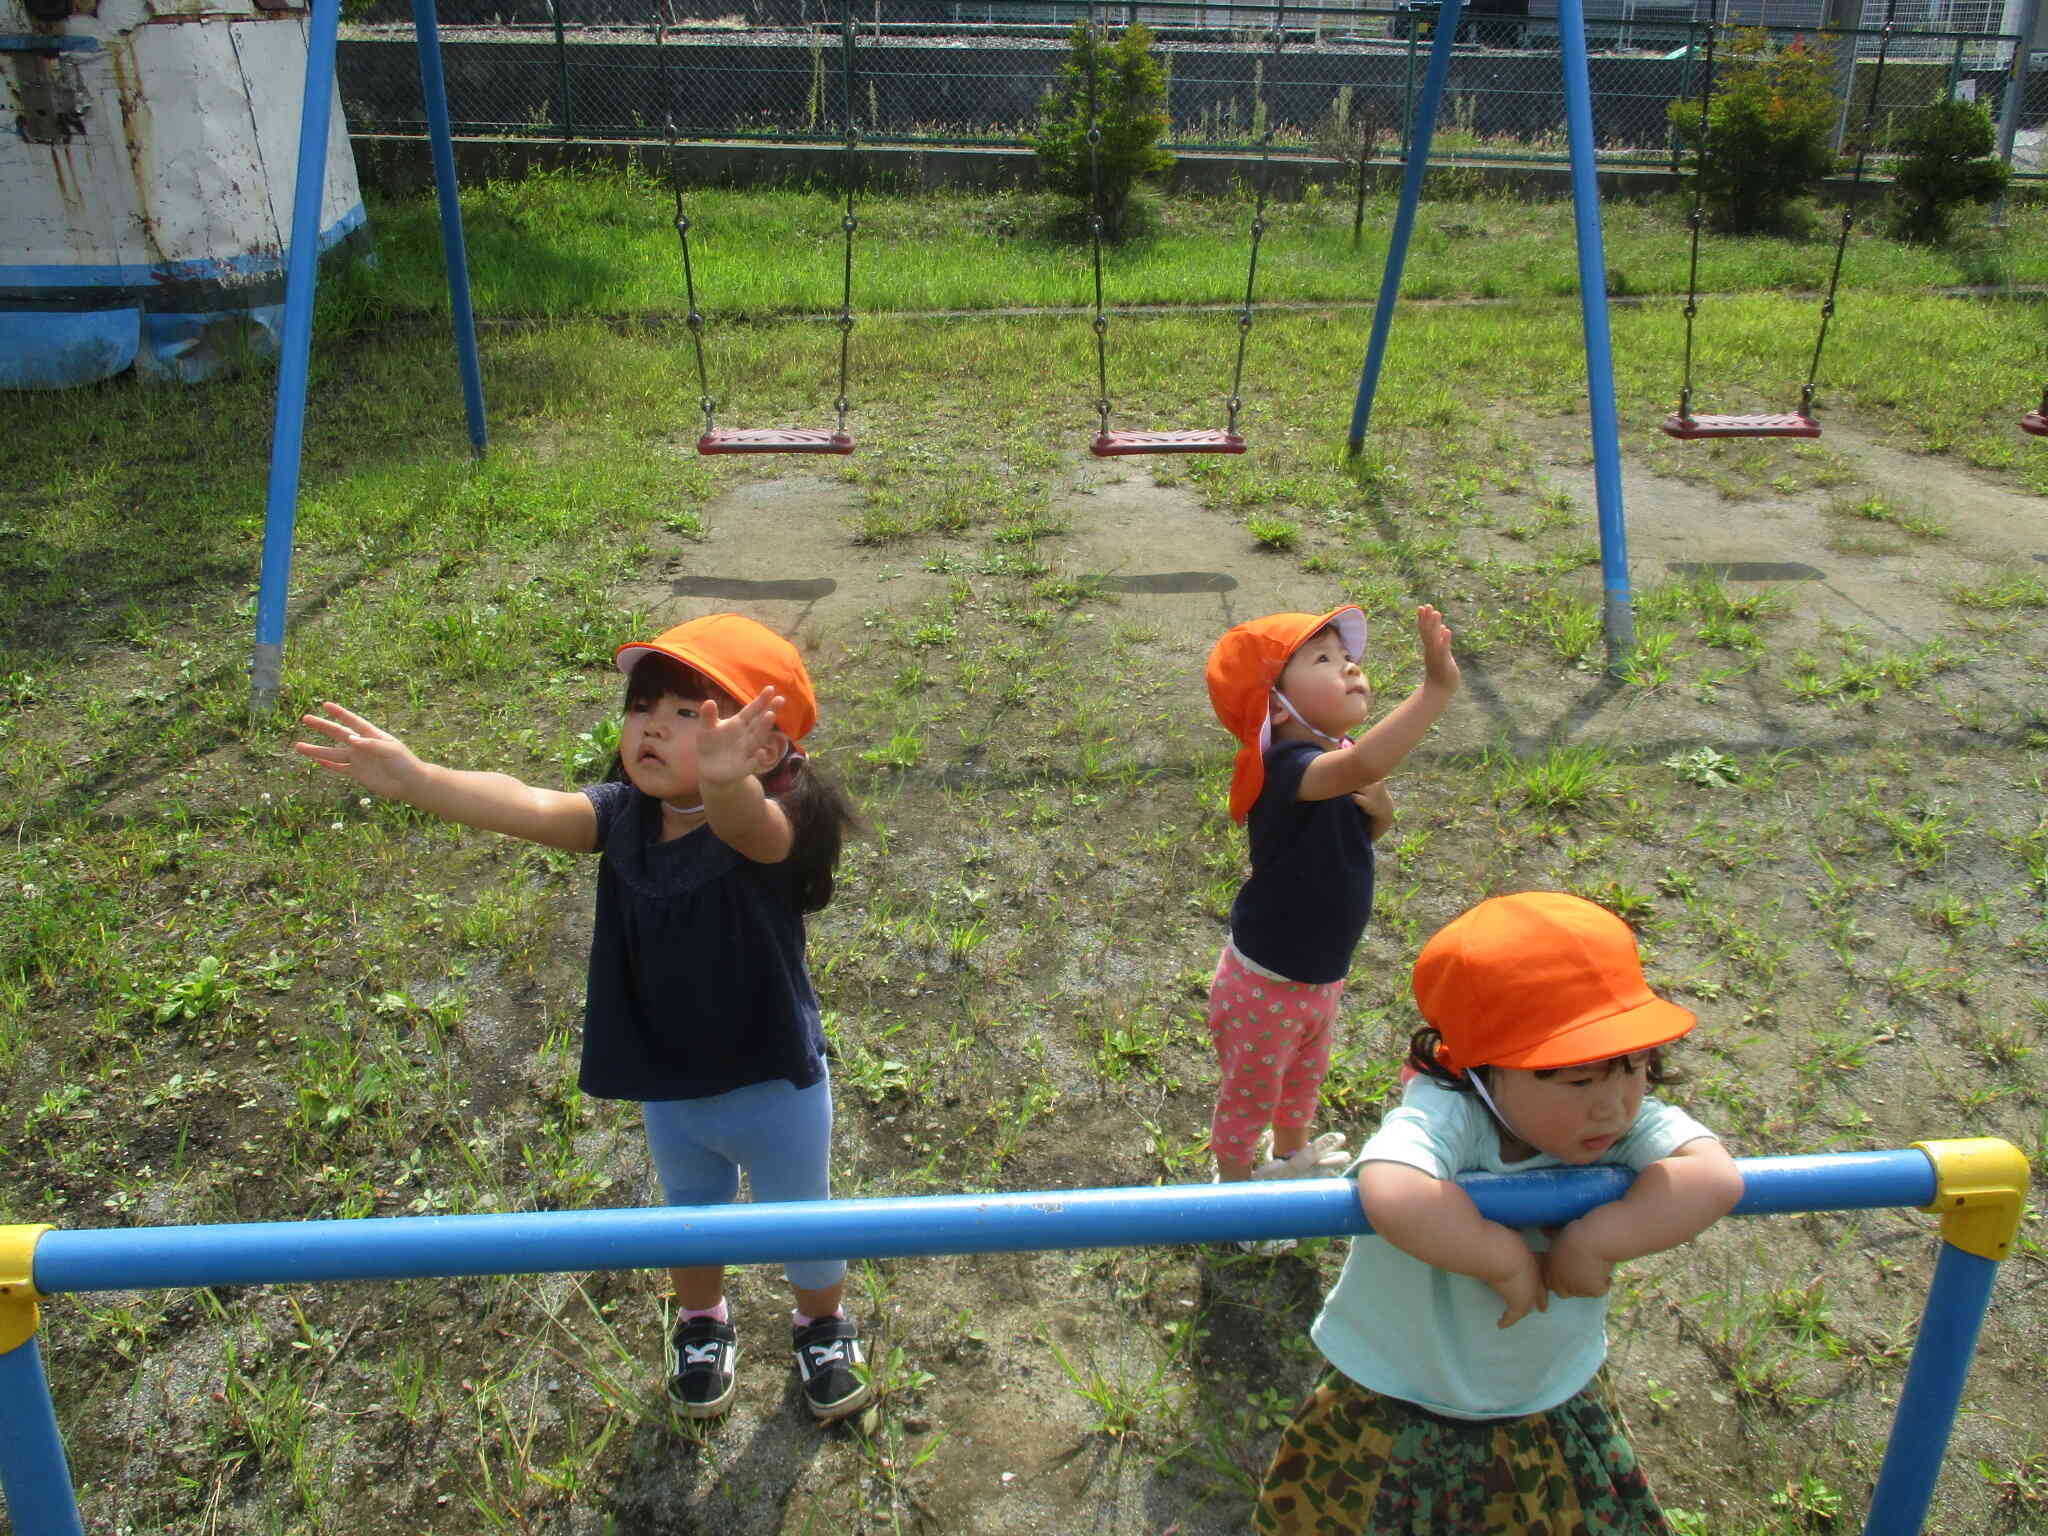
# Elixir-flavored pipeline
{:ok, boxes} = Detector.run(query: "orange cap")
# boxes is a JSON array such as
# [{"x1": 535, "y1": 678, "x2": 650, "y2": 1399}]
[
  {"x1": 1205, "y1": 607, "x2": 1366, "y2": 822},
  {"x1": 614, "y1": 614, "x2": 818, "y2": 742},
  {"x1": 1413, "y1": 892, "x2": 1695, "y2": 1073}
]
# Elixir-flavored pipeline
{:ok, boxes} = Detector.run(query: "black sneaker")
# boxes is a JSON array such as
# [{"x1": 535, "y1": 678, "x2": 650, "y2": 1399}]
[
  {"x1": 666, "y1": 1315, "x2": 738, "y2": 1418},
  {"x1": 792, "y1": 1315, "x2": 872, "y2": 1421}
]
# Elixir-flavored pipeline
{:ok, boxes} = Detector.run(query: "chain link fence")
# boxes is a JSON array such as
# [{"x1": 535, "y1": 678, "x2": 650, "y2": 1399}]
[{"x1": 337, "y1": 0, "x2": 2045, "y2": 172}]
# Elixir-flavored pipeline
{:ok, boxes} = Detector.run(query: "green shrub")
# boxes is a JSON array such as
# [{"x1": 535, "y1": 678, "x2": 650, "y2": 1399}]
[
  {"x1": 1668, "y1": 29, "x2": 1839, "y2": 234},
  {"x1": 1887, "y1": 97, "x2": 2010, "y2": 244},
  {"x1": 1031, "y1": 21, "x2": 1174, "y2": 241}
]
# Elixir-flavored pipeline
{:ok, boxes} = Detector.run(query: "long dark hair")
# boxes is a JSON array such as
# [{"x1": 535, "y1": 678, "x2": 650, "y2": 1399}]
[
  {"x1": 1405, "y1": 1026, "x2": 1684, "y2": 1091},
  {"x1": 610, "y1": 653, "x2": 860, "y2": 913}
]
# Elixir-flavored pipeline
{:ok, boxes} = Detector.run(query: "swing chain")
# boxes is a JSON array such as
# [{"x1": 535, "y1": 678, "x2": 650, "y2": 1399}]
[
  {"x1": 1083, "y1": 0, "x2": 1112, "y2": 437},
  {"x1": 658, "y1": 14, "x2": 718, "y2": 438},
  {"x1": 1222, "y1": 0, "x2": 1285, "y2": 435},
  {"x1": 1803, "y1": 0, "x2": 1899, "y2": 413},
  {"x1": 1672, "y1": 8, "x2": 1718, "y2": 422}
]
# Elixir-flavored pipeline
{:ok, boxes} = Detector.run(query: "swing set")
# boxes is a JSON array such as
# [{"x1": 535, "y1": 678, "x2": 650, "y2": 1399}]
[
  {"x1": 1663, "y1": 0, "x2": 1901, "y2": 442},
  {"x1": 1077, "y1": 0, "x2": 1284, "y2": 457},
  {"x1": 658, "y1": 3, "x2": 862, "y2": 456}
]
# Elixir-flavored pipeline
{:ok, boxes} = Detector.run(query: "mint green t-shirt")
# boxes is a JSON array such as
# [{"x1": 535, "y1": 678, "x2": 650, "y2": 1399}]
[{"x1": 1309, "y1": 1077, "x2": 1717, "y2": 1420}]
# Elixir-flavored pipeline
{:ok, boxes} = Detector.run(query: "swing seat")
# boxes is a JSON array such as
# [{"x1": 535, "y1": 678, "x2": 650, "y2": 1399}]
[
  {"x1": 2022, "y1": 409, "x2": 2048, "y2": 438},
  {"x1": 698, "y1": 428, "x2": 856, "y2": 456},
  {"x1": 1091, "y1": 429, "x2": 1247, "y2": 457},
  {"x1": 1662, "y1": 411, "x2": 1820, "y2": 441}
]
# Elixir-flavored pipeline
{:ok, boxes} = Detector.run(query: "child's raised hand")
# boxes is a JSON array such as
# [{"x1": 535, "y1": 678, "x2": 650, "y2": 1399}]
[
  {"x1": 696, "y1": 685, "x2": 787, "y2": 787},
  {"x1": 1416, "y1": 604, "x2": 1461, "y2": 698},
  {"x1": 1542, "y1": 1222, "x2": 1617, "y2": 1300},
  {"x1": 1484, "y1": 1245, "x2": 1549, "y2": 1329},
  {"x1": 292, "y1": 703, "x2": 423, "y2": 801}
]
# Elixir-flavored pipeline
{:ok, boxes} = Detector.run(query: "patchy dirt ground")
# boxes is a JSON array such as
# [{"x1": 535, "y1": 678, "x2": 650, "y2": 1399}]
[{"x1": 14, "y1": 408, "x2": 2047, "y2": 1536}]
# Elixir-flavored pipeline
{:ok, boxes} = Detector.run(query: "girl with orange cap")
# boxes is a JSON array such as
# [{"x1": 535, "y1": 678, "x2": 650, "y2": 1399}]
[
  {"x1": 1199, "y1": 603, "x2": 1460, "y2": 1208},
  {"x1": 1255, "y1": 892, "x2": 1744, "y2": 1534},
  {"x1": 295, "y1": 613, "x2": 872, "y2": 1426}
]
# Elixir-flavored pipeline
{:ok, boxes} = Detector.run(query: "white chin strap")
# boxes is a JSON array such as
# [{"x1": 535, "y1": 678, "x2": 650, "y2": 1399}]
[
  {"x1": 1271, "y1": 687, "x2": 1350, "y2": 750},
  {"x1": 663, "y1": 743, "x2": 797, "y2": 819},
  {"x1": 1465, "y1": 1068, "x2": 1526, "y2": 1147}
]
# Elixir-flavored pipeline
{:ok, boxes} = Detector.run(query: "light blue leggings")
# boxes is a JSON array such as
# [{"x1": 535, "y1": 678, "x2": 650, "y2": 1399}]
[{"x1": 641, "y1": 1071, "x2": 844, "y2": 1292}]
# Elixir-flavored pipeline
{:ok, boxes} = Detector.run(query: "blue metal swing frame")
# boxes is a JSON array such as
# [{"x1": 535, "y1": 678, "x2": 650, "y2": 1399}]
[{"x1": 1, "y1": 1141, "x2": 2029, "y2": 1535}]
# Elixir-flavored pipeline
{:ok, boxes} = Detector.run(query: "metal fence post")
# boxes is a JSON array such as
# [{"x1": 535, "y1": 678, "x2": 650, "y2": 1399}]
[
  {"x1": 0, "y1": 1226, "x2": 82, "y2": 1536},
  {"x1": 552, "y1": 0, "x2": 574, "y2": 141},
  {"x1": 1401, "y1": 16, "x2": 1418, "y2": 159},
  {"x1": 1861, "y1": 1139, "x2": 2031, "y2": 1536}
]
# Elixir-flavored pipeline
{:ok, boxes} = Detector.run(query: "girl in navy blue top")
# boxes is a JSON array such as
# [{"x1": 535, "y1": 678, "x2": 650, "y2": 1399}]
[{"x1": 295, "y1": 613, "x2": 871, "y2": 1425}]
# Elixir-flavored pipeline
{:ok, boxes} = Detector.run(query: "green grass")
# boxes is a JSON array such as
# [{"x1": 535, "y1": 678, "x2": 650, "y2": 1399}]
[
  {"x1": 3, "y1": 169, "x2": 2046, "y2": 1536},
  {"x1": 336, "y1": 165, "x2": 2048, "y2": 323}
]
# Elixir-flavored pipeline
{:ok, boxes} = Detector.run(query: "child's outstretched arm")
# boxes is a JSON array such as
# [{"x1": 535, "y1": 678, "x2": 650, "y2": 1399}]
[
  {"x1": 294, "y1": 702, "x2": 597, "y2": 852},
  {"x1": 1301, "y1": 605, "x2": 1461, "y2": 803},
  {"x1": 1359, "y1": 1159, "x2": 1548, "y2": 1328},
  {"x1": 1542, "y1": 1138, "x2": 1743, "y2": 1300},
  {"x1": 694, "y1": 686, "x2": 796, "y2": 865}
]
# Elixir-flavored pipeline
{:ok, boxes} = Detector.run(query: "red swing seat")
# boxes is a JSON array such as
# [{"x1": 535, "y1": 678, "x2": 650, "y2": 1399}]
[
  {"x1": 2022, "y1": 409, "x2": 2048, "y2": 438},
  {"x1": 699, "y1": 428, "x2": 856, "y2": 456},
  {"x1": 1091, "y1": 428, "x2": 1247, "y2": 457},
  {"x1": 1662, "y1": 411, "x2": 1821, "y2": 441}
]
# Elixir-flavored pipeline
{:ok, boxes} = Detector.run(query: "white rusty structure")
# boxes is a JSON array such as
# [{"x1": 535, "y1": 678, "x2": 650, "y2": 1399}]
[{"x1": 0, "y1": 0, "x2": 365, "y2": 387}]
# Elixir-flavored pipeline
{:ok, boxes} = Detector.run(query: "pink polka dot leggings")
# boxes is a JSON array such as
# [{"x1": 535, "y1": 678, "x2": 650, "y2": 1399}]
[{"x1": 1206, "y1": 944, "x2": 1343, "y2": 1175}]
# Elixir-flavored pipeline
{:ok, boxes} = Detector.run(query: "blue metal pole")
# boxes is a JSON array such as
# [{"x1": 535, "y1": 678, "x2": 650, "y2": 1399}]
[
  {"x1": 1861, "y1": 1241, "x2": 2002, "y2": 1536},
  {"x1": 412, "y1": 0, "x2": 489, "y2": 459},
  {"x1": 32, "y1": 1154, "x2": 1936, "y2": 1296},
  {"x1": 247, "y1": 0, "x2": 341, "y2": 715},
  {"x1": 1555, "y1": 0, "x2": 1635, "y2": 673},
  {"x1": 1344, "y1": 0, "x2": 1464, "y2": 454},
  {"x1": 0, "y1": 1338, "x2": 85, "y2": 1536}
]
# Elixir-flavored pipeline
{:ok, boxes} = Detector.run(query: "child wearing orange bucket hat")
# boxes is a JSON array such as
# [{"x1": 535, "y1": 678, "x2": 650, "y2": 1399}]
[
  {"x1": 296, "y1": 614, "x2": 875, "y2": 1426},
  {"x1": 1255, "y1": 893, "x2": 1744, "y2": 1535},
  {"x1": 1199, "y1": 604, "x2": 1460, "y2": 1198}
]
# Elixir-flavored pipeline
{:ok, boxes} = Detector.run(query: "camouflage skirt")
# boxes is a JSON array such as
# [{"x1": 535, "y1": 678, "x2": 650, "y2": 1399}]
[{"x1": 1254, "y1": 1367, "x2": 1671, "y2": 1536}]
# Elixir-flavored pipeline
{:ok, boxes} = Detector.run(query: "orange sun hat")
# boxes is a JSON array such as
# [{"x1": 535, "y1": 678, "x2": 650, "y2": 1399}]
[
  {"x1": 614, "y1": 614, "x2": 818, "y2": 742},
  {"x1": 1205, "y1": 606, "x2": 1366, "y2": 822},
  {"x1": 1413, "y1": 892, "x2": 1696, "y2": 1074}
]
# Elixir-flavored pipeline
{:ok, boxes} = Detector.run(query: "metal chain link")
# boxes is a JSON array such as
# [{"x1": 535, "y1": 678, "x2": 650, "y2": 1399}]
[
  {"x1": 1673, "y1": 8, "x2": 1720, "y2": 423},
  {"x1": 657, "y1": 12, "x2": 716, "y2": 436},
  {"x1": 1083, "y1": 0, "x2": 1110, "y2": 437},
  {"x1": 1805, "y1": 0, "x2": 1901, "y2": 409}
]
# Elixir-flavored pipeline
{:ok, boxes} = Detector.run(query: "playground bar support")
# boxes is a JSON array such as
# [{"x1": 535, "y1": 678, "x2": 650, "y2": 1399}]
[
  {"x1": 0, "y1": 1145, "x2": 2027, "y2": 1536},
  {"x1": 248, "y1": 0, "x2": 342, "y2": 715},
  {"x1": 1344, "y1": 0, "x2": 1463, "y2": 454},
  {"x1": 247, "y1": 0, "x2": 486, "y2": 714},
  {"x1": 1556, "y1": 0, "x2": 1636, "y2": 672},
  {"x1": 412, "y1": 0, "x2": 489, "y2": 462}
]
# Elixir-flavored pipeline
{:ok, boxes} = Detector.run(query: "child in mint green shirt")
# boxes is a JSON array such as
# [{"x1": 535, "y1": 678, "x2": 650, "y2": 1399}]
[{"x1": 1258, "y1": 892, "x2": 1743, "y2": 1536}]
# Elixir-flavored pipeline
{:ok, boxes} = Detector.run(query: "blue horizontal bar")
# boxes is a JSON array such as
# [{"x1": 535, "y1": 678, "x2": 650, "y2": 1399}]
[
  {"x1": 0, "y1": 204, "x2": 364, "y2": 295},
  {"x1": 0, "y1": 34, "x2": 98, "y2": 51},
  {"x1": 32, "y1": 1152, "x2": 1935, "y2": 1297}
]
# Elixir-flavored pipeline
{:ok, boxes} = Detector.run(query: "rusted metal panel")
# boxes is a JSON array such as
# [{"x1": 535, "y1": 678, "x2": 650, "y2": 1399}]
[{"x1": 0, "y1": 0, "x2": 365, "y2": 386}]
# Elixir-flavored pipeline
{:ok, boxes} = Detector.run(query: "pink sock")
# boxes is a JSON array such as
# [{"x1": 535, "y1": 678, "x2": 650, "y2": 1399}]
[
  {"x1": 792, "y1": 1308, "x2": 844, "y2": 1328},
  {"x1": 682, "y1": 1299, "x2": 729, "y2": 1324}
]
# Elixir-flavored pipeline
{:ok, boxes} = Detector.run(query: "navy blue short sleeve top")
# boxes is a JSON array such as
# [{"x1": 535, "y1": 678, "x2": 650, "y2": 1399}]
[
  {"x1": 1227, "y1": 740, "x2": 1377, "y2": 984},
  {"x1": 577, "y1": 780, "x2": 826, "y2": 1102}
]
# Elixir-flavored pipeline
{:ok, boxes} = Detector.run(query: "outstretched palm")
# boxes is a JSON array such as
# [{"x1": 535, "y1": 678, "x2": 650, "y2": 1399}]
[{"x1": 696, "y1": 687, "x2": 786, "y2": 788}]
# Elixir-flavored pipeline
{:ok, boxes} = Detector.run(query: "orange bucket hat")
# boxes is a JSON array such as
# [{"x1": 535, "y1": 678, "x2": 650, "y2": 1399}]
[
  {"x1": 1205, "y1": 606, "x2": 1367, "y2": 822},
  {"x1": 1413, "y1": 892, "x2": 1696, "y2": 1074},
  {"x1": 613, "y1": 614, "x2": 818, "y2": 743}
]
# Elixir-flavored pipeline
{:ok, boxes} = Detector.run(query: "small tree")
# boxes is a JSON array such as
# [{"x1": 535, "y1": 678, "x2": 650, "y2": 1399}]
[
  {"x1": 1888, "y1": 97, "x2": 2009, "y2": 244},
  {"x1": 1668, "y1": 29, "x2": 1838, "y2": 234},
  {"x1": 1031, "y1": 21, "x2": 1174, "y2": 241}
]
